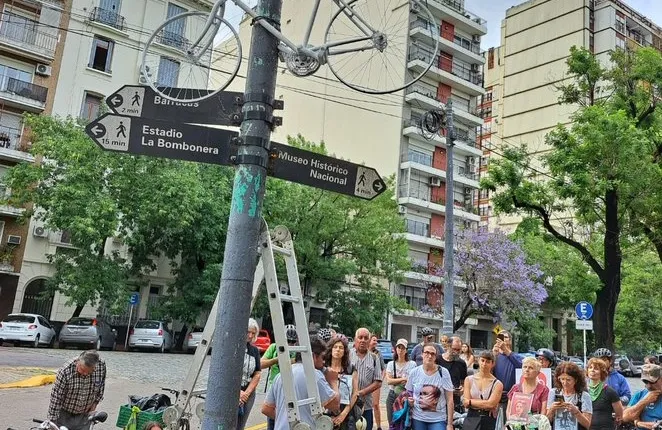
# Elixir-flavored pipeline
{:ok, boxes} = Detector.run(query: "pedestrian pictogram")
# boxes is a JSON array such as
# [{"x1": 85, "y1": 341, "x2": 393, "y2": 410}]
[
  {"x1": 131, "y1": 91, "x2": 141, "y2": 106},
  {"x1": 116, "y1": 121, "x2": 127, "y2": 138}
]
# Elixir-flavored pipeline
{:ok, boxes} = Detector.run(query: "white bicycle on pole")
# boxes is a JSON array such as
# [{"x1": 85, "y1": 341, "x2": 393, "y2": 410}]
[{"x1": 141, "y1": 0, "x2": 439, "y2": 102}]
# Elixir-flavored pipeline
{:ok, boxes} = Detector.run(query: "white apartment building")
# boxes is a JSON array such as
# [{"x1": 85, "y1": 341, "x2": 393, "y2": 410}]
[
  {"x1": 220, "y1": 0, "x2": 493, "y2": 345},
  {"x1": 11, "y1": 0, "x2": 215, "y2": 326}
]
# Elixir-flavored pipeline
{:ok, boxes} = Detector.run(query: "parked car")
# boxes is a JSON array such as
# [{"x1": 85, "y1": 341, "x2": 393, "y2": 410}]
[
  {"x1": 127, "y1": 320, "x2": 174, "y2": 353},
  {"x1": 567, "y1": 356, "x2": 585, "y2": 369},
  {"x1": 254, "y1": 329, "x2": 271, "y2": 353},
  {"x1": 375, "y1": 339, "x2": 394, "y2": 362},
  {"x1": 186, "y1": 326, "x2": 206, "y2": 353},
  {"x1": 0, "y1": 313, "x2": 56, "y2": 348},
  {"x1": 615, "y1": 355, "x2": 640, "y2": 376},
  {"x1": 631, "y1": 361, "x2": 643, "y2": 377},
  {"x1": 59, "y1": 317, "x2": 117, "y2": 350}
]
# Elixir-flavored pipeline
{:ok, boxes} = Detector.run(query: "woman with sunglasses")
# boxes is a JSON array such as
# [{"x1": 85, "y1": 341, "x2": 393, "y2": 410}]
[
  {"x1": 385, "y1": 339, "x2": 416, "y2": 426},
  {"x1": 405, "y1": 343, "x2": 454, "y2": 430}
]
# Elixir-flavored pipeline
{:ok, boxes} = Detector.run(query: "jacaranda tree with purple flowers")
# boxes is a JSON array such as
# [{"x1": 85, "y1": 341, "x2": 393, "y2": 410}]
[{"x1": 453, "y1": 229, "x2": 547, "y2": 331}]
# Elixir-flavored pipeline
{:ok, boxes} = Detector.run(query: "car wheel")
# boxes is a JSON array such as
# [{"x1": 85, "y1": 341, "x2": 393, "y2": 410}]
[
  {"x1": 32, "y1": 334, "x2": 40, "y2": 348},
  {"x1": 160, "y1": 342, "x2": 166, "y2": 353},
  {"x1": 95, "y1": 338, "x2": 101, "y2": 350}
]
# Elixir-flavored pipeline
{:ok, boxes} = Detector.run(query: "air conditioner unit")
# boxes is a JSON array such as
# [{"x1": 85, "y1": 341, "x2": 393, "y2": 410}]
[
  {"x1": 33, "y1": 225, "x2": 48, "y2": 238},
  {"x1": 464, "y1": 187, "x2": 473, "y2": 194},
  {"x1": 429, "y1": 177, "x2": 442, "y2": 187},
  {"x1": 469, "y1": 164, "x2": 477, "y2": 174},
  {"x1": 467, "y1": 156, "x2": 476, "y2": 165},
  {"x1": 398, "y1": 206, "x2": 407, "y2": 214},
  {"x1": 36, "y1": 63, "x2": 52, "y2": 77},
  {"x1": 470, "y1": 64, "x2": 479, "y2": 71},
  {"x1": 7, "y1": 235, "x2": 21, "y2": 245}
]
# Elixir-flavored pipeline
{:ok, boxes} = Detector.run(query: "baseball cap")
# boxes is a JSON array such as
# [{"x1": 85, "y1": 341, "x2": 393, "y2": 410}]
[
  {"x1": 641, "y1": 364, "x2": 661, "y2": 383},
  {"x1": 396, "y1": 339, "x2": 408, "y2": 348}
]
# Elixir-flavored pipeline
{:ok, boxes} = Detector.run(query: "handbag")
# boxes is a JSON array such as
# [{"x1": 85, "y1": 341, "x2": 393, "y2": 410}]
[
  {"x1": 464, "y1": 378, "x2": 499, "y2": 430},
  {"x1": 351, "y1": 396, "x2": 365, "y2": 422}
]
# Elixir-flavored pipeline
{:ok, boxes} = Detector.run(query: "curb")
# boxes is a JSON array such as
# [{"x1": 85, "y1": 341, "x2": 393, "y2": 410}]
[{"x1": 0, "y1": 367, "x2": 57, "y2": 389}]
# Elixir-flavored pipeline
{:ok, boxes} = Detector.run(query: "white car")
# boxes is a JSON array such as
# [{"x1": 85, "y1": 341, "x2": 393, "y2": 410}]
[{"x1": 0, "y1": 313, "x2": 57, "y2": 348}]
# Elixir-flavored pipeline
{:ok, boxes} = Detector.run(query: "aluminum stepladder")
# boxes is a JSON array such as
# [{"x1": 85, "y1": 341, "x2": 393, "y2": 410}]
[{"x1": 162, "y1": 218, "x2": 331, "y2": 430}]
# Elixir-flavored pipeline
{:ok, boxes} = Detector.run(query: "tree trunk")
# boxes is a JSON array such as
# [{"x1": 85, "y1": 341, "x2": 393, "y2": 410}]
[
  {"x1": 175, "y1": 323, "x2": 188, "y2": 351},
  {"x1": 594, "y1": 188, "x2": 621, "y2": 349}
]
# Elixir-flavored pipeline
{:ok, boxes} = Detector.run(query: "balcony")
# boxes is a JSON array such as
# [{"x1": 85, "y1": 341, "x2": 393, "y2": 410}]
[
  {"x1": 402, "y1": 117, "x2": 482, "y2": 157},
  {"x1": 0, "y1": 16, "x2": 58, "y2": 61},
  {"x1": 0, "y1": 76, "x2": 48, "y2": 111},
  {"x1": 0, "y1": 123, "x2": 31, "y2": 163},
  {"x1": 89, "y1": 7, "x2": 126, "y2": 31},
  {"x1": 404, "y1": 85, "x2": 482, "y2": 126},
  {"x1": 407, "y1": 46, "x2": 484, "y2": 96},
  {"x1": 424, "y1": 0, "x2": 487, "y2": 35},
  {"x1": 156, "y1": 29, "x2": 190, "y2": 52},
  {"x1": 397, "y1": 188, "x2": 481, "y2": 222},
  {"x1": 404, "y1": 260, "x2": 444, "y2": 284},
  {"x1": 410, "y1": 18, "x2": 484, "y2": 65},
  {"x1": 404, "y1": 219, "x2": 445, "y2": 249}
]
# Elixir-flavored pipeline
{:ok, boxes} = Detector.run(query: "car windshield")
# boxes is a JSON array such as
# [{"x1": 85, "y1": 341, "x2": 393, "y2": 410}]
[
  {"x1": 136, "y1": 321, "x2": 161, "y2": 329},
  {"x1": 67, "y1": 318, "x2": 95, "y2": 326},
  {"x1": 4, "y1": 315, "x2": 35, "y2": 323}
]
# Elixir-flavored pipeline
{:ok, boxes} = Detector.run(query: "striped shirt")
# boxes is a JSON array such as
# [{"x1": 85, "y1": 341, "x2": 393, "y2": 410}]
[
  {"x1": 350, "y1": 349, "x2": 382, "y2": 410},
  {"x1": 48, "y1": 357, "x2": 106, "y2": 421}
]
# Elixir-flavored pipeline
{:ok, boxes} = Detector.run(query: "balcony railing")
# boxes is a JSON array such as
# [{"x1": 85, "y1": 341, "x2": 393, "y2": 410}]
[
  {"x1": 89, "y1": 7, "x2": 126, "y2": 31},
  {"x1": 405, "y1": 219, "x2": 430, "y2": 237},
  {"x1": 431, "y1": 0, "x2": 487, "y2": 25},
  {"x1": 400, "y1": 148, "x2": 433, "y2": 166},
  {"x1": 156, "y1": 29, "x2": 190, "y2": 51},
  {"x1": 0, "y1": 77, "x2": 48, "y2": 103},
  {"x1": 0, "y1": 125, "x2": 22, "y2": 151},
  {"x1": 406, "y1": 84, "x2": 479, "y2": 116},
  {"x1": 398, "y1": 182, "x2": 431, "y2": 201},
  {"x1": 406, "y1": 83, "x2": 437, "y2": 101},
  {"x1": 408, "y1": 46, "x2": 483, "y2": 86},
  {"x1": 0, "y1": 16, "x2": 57, "y2": 58},
  {"x1": 411, "y1": 18, "x2": 481, "y2": 54},
  {"x1": 455, "y1": 128, "x2": 477, "y2": 145}
]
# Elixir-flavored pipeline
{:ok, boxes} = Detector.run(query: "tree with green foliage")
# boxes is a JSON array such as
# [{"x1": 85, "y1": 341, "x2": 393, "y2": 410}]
[{"x1": 482, "y1": 46, "x2": 662, "y2": 349}]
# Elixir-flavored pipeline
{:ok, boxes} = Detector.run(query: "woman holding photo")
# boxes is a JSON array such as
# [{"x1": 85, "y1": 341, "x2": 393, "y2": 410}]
[{"x1": 507, "y1": 357, "x2": 549, "y2": 416}]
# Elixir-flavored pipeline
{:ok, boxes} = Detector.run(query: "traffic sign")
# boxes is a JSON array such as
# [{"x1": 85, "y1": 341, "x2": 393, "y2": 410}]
[
  {"x1": 129, "y1": 293, "x2": 140, "y2": 305},
  {"x1": 575, "y1": 319, "x2": 593, "y2": 330},
  {"x1": 105, "y1": 86, "x2": 243, "y2": 126},
  {"x1": 85, "y1": 114, "x2": 237, "y2": 166},
  {"x1": 268, "y1": 142, "x2": 386, "y2": 200},
  {"x1": 575, "y1": 301, "x2": 593, "y2": 320}
]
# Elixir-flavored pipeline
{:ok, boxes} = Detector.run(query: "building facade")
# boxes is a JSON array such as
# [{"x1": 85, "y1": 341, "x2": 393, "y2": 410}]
[
  {"x1": 7, "y1": 0, "x2": 215, "y2": 325},
  {"x1": 0, "y1": 0, "x2": 69, "y2": 321},
  {"x1": 218, "y1": 0, "x2": 494, "y2": 344}
]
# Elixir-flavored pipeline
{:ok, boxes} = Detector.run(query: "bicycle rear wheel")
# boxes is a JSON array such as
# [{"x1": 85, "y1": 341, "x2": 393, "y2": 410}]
[
  {"x1": 324, "y1": 0, "x2": 438, "y2": 95},
  {"x1": 141, "y1": 11, "x2": 242, "y2": 103}
]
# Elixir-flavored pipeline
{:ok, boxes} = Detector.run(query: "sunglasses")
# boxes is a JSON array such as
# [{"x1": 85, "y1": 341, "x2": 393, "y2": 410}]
[
  {"x1": 643, "y1": 379, "x2": 657, "y2": 385},
  {"x1": 423, "y1": 351, "x2": 437, "y2": 356}
]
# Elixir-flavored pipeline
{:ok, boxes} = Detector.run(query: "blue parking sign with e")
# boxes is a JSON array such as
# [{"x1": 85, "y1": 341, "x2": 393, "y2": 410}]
[
  {"x1": 129, "y1": 293, "x2": 140, "y2": 305},
  {"x1": 575, "y1": 301, "x2": 593, "y2": 320}
]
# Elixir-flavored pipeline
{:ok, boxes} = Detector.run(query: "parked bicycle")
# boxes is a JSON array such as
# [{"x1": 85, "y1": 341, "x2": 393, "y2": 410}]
[{"x1": 141, "y1": 0, "x2": 439, "y2": 102}]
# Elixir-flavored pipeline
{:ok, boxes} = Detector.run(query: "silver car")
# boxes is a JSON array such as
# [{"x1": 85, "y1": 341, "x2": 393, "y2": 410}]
[
  {"x1": 59, "y1": 317, "x2": 117, "y2": 350},
  {"x1": 186, "y1": 327, "x2": 204, "y2": 353},
  {"x1": 128, "y1": 320, "x2": 173, "y2": 353},
  {"x1": 0, "y1": 313, "x2": 56, "y2": 348}
]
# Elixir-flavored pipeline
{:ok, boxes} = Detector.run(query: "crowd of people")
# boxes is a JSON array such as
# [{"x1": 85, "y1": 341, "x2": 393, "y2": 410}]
[{"x1": 42, "y1": 320, "x2": 662, "y2": 430}]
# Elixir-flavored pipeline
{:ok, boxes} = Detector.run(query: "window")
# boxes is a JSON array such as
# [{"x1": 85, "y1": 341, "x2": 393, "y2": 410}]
[
  {"x1": 89, "y1": 36, "x2": 114, "y2": 73},
  {"x1": 157, "y1": 57, "x2": 180, "y2": 87},
  {"x1": 160, "y1": 3, "x2": 188, "y2": 48},
  {"x1": 81, "y1": 92, "x2": 103, "y2": 121},
  {"x1": 615, "y1": 35, "x2": 626, "y2": 50}
]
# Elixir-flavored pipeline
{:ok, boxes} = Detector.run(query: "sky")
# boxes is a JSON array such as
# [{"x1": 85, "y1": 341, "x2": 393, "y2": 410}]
[
  {"x1": 224, "y1": 0, "x2": 662, "y2": 51},
  {"x1": 464, "y1": 0, "x2": 662, "y2": 49}
]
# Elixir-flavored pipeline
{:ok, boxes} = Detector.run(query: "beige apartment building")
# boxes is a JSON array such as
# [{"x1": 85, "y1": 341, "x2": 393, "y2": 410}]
[
  {"x1": 483, "y1": 0, "x2": 662, "y2": 232},
  {"x1": 5, "y1": 0, "x2": 216, "y2": 327},
  {"x1": 219, "y1": 0, "x2": 495, "y2": 345}
]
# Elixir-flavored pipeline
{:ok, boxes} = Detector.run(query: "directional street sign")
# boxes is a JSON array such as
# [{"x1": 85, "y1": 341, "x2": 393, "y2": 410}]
[
  {"x1": 85, "y1": 113, "x2": 238, "y2": 166},
  {"x1": 105, "y1": 86, "x2": 243, "y2": 126},
  {"x1": 575, "y1": 301, "x2": 593, "y2": 320},
  {"x1": 268, "y1": 142, "x2": 386, "y2": 200}
]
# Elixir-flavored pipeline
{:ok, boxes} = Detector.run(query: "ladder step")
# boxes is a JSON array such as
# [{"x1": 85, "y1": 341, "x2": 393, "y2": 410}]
[
  {"x1": 288, "y1": 346, "x2": 309, "y2": 353},
  {"x1": 279, "y1": 294, "x2": 300, "y2": 304},
  {"x1": 272, "y1": 245, "x2": 292, "y2": 257},
  {"x1": 296, "y1": 398, "x2": 317, "y2": 407}
]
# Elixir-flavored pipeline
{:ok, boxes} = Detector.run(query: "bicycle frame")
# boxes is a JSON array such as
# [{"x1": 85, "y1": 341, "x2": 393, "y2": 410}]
[{"x1": 228, "y1": 0, "x2": 379, "y2": 59}]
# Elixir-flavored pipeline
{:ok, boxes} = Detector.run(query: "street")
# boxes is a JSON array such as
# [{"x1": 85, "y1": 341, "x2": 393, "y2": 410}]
[{"x1": 0, "y1": 346, "x2": 646, "y2": 429}]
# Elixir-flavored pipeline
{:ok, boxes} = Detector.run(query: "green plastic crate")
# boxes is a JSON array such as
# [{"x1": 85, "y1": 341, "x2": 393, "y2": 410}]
[{"x1": 115, "y1": 404, "x2": 164, "y2": 428}]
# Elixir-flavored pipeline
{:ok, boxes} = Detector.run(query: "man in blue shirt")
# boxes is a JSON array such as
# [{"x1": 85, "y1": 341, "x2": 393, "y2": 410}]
[
  {"x1": 594, "y1": 348, "x2": 631, "y2": 404},
  {"x1": 624, "y1": 364, "x2": 662, "y2": 429},
  {"x1": 492, "y1": 330, "x2": 522, "y2": 413}
]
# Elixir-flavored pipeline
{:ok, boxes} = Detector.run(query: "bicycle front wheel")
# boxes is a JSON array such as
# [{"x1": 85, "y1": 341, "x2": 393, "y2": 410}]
[
  {"x1": 324, "y1": 0, "x2": 438, "y2": 95},
  {"x1": 141, "y1": 11, "x2": 242, "y2": 103}
]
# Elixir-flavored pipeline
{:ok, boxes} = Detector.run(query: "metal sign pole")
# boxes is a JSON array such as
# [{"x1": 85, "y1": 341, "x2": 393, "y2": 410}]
[
  {"x1": 201, "y1": 0, "x2": 282, "y2": 428},
  {"x1": 124, "y1": 304, "x2": 133, "y2": 351},
  {"x1": 583, "y1": 328, "x2": 587, "y2": 368},
  {"x1": 443, "y1": 100, "x2": 455, "y2": 335}
]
